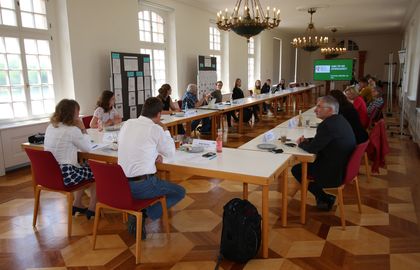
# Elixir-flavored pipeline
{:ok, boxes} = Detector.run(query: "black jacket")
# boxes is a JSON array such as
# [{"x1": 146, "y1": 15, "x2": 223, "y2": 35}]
[
  {"x1": 261, "y1": 83, "x2": 270, "y2": 94},
  {"x1": 299, "y1": 114, "x2": 356, "y2": 187},
  {"x1": 340, "y1": 105, "x2": 368, "y2": 144},
  {"x1": 232, "y1": 87, "x2": 244, "y2": 100}
]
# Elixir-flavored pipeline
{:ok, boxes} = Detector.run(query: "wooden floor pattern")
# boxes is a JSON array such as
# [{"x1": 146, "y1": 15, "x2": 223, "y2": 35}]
[{"x1": 1, "y1": 103, "x2": 420, "y2": 270}]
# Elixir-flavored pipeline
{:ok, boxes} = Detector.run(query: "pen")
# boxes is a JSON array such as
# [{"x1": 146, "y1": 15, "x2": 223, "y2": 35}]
[
  {"x1": 92, "y1": 144, "x2": 98, "y2": 149},
  {"x1": 209, "y1": 155, "x2": 217, "y2": 160}
]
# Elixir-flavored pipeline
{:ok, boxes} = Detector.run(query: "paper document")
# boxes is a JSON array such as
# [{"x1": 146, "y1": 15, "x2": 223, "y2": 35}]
[
  {"x1": 138, "y1": 90, "x2": 145, "y2": 104},
  {"x1": 137, "y1": 76, "x2": 144, "y2": 90},
  {"x1": 124, "y1": 56, "x2": 138, "y2": 71},
  {"x1": 90, "y1": 143, "x2": 109, "y2": 151},
  {"x1": 114, "y1": 74, "x2": 122, "y2": 89},
  {"x1": 114, "y1": 88, "x2": 123, "y2": 103},
  {"x1": 128, "y1": 77, "x2": 135, "y2": 92},
  {"x1": 144, "y1": 77, "x2": 151, "y2": 90},
  {"x1": 130, "y1": 106, "x2": 137, "y2": 119},
  {"x1": 128, "y1": 92, "x2": 136, "y2": 106},
  {"x1": 112, "y1": 59, "x2": 121, "y2": 73}
]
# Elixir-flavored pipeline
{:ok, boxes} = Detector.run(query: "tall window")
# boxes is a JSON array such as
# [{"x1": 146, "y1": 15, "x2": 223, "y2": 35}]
[
  {"x1": 0, "y1": 0, "x2": 54, "y2": 121},
  {"x1": 209, "y1": 26, "x2": 221, "y2": 81},
  {"x1": 138, "y1": 10, "x2": 166, "y2": 94},
  {"x1": 248, "y1": 38, "x2": 255, "y2": 89}
]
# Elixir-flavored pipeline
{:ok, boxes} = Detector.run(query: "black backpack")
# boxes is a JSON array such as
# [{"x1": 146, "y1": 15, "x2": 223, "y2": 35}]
[{"x1": 218, "y1": 198, "x2": 261, "y2": 264}]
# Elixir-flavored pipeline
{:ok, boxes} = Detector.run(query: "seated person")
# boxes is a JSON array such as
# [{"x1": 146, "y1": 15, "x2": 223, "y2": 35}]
[
  {"x1": 253, "y1": 80, "x2": 262, "y2": 95},
  {"x1": 261, "y1": 79, "x2": 272, "y2": 113},
  {"x1": 367, "y1": 86, "x2": 384, "y2": 119},
  {"x1": 292, "y1": 96, "x2": 356, "y2": 211},
  {"x1": 329, "y1": 90, "x2": 368, "y2": 144},
  {"x1": 90, "y1": 90, "x2": 122, "y2": 130},
  {"x1": 227, "y1": 78, "x2": 255, "y2": 129},
  {"x1": 344, "y1": 86, "x2": 369, "y2": 129},
  {"x1": 157, "y1": 83, "x2": 185, "y2": 134},
  {"x1": 44, "y1": 99, "x2": 97, "y2": 219},
  {"x1": 358, "y1": 77, "x2": 373, "y2": 105},
  {"x1": 211, "y1": 81, "x2": 223, "y2": 103},
  {"x1": 181, "y1": 83, "x2": 212, "y2": 134},
  {"x1": 273, "y1": 78, "x2": 286, "y2": 92},
  {"x1": 118, "y1": 97, "x2": 186, "y2": 238}
]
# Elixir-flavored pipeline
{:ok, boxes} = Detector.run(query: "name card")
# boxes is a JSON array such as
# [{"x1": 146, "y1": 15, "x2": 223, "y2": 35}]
[
  {"x1": 192, "y1": 139, "x2": 216, "y2": 150},
  {"x1": 263, "y1": 130, "x2": 275, "y2": 142},
  {"x1": 185, "y1": 110, "x2": 197, "y2": 117}
]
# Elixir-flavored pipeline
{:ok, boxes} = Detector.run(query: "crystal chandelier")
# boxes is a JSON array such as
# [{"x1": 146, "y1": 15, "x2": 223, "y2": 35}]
[
  {"x1": 216, "y1": 0, "x2": 281, "y2": 41},
  {"x1": 320, "y1": 28, "x2": 347, "y2": 58},
  {"x1": 292, "y1": 8, "x2": 328, "y2": 52}
]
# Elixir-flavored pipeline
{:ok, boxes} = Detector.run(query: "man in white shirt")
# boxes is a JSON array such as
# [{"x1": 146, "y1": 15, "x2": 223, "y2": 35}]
[{"x1": 118, "y1": 97, "x2": 186, "y2": 238}]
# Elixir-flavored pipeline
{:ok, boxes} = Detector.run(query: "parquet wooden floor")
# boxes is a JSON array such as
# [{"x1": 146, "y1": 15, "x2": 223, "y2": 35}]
[{"x1": 1, "y1": 102, "x2": 419, "y2": 270}]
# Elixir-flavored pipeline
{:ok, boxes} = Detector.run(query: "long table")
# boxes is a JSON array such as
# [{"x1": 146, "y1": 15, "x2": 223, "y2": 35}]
[
  {"x1": 239, "y1": 107, "x2": 320, "y2": 224},
  {"x1": 22, "y1": 129, "x2": 292, "y2": 259}
]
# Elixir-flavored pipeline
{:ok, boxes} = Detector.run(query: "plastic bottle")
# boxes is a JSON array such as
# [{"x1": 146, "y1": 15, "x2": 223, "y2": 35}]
[
  {"x1": 216, "y1": 129, "x2": 223, "y2": 153},
  {"x1": 298, "y1": 110, "x2": 303, "y2": 127}
]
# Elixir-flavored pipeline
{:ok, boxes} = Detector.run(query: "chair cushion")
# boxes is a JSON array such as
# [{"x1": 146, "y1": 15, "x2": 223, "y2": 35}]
[
  {"x1": 62, "y1": 179, "x2": 95, "y2": 192},
  {"x1": 128, "y1": 196, "x2": 163, "y2": 211}
]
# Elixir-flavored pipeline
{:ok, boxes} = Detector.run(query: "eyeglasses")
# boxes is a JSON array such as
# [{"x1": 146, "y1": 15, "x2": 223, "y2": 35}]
[{"x1": 315, "y1": 104, "x2": 331, "y2": 109}]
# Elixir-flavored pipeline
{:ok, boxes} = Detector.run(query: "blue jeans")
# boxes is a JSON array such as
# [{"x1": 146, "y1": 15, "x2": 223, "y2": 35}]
[{"x1": 129, "y1": 175, "x2": 186, "y2": 220}]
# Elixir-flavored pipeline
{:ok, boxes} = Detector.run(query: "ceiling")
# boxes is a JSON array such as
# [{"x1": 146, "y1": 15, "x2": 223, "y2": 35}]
[{"x1": 178, "y1": 0, "x2": 417, "y2": 35}]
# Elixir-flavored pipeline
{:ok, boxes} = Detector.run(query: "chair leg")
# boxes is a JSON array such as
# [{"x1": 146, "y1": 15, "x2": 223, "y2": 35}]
[
  {"x1": 92, "y1": 203, "x2": 102, "y2": 250},
  {"x1": 160, "y1": 197, "x2": 170, "y2": 235},
  {"x1": 67, "y1": 192, "x2": 74, "y2": 237},
  {"x1": 364, "y1": 153, "x2": 371, "y2": 182},
  {"x1": 337, "y1": 188, "x2": 346, "y2": 230},
  {"x1": 135, "y1": 212, "x2": 142, "y2": 264},
  {"x1": 354, "y1": 178, "x2": 362, "y2": 213},
  {"x1": 122, "y1": 212, "x2": 128, "y2": 223},
  {"x1": 32, "y1": 186, "x2": 41, "y2": 227}
]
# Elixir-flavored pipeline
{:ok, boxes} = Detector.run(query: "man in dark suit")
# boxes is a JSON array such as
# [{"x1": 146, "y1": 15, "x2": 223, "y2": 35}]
[{"x1": 292, "y1": 96, "x2": 356, "y2": 211}]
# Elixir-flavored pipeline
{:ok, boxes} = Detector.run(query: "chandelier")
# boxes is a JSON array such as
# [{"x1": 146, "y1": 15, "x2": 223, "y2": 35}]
[
  {"x1": 292, "y1": 8, "x2": 328, "y2": 52},
  {"x1": 216, "y1": 0, "x2": 281, "y2": 41},
  {"x1": 320, "y1": 28, "x2": 347, "y2": 58}
]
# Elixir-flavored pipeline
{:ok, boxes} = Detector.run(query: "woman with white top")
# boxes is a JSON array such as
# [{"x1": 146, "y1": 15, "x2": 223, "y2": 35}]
[
  {"x1": 90, "y1": 90, "x2": 122, "y2": 130},
  {"x1": 44, "y1": 99, "x2": 97, "y2": 219}
]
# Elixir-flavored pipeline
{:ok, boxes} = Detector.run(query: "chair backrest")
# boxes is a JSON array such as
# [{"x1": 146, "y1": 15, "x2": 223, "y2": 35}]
[
  {"x1": 368, "y1": 104, "x2": 384, "y2": 127},
  {"x1": 88, "y1": 160, "x2": 135, "y2": 209},
  {"x1": 343, "y1": 140, "x2": 370, "y2": 185},
  {"x1": 82, "y1": 115, "x2": 93, "y2": 129},
  {"x1": 24, "y1": 148, "x2": 66, "y2": 190}
]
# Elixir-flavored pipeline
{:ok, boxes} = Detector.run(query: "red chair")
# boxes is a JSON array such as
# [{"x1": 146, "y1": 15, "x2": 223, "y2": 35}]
[
  {"x1": 82, "y1": 115, "x2": 93, "y2": 129},
  {"x1": 88, "y1": 160, "x2": 169, "y2": 264},
  {"x1": 323, "y1": 141, "x2": 369, "y2": 230},
  {"x1": 24, "y1": 148, "x2": 94, "y2": 237},
  {"x1": 177, "y1": 100, "x2": 183, "y2": 110}
]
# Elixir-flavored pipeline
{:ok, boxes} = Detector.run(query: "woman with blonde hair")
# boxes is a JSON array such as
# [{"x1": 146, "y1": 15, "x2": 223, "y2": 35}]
[
  {"x1": 44, "y1": 99, "x2": 97, "y2": 219},
  {"x1": 344, "y1": 86, "x2": 369, "y2": 129}
]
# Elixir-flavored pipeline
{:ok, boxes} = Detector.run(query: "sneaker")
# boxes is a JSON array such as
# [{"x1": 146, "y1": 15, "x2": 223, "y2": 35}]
[{"x1": 127, "y1": 211, "x2": 147, "y2": 240}]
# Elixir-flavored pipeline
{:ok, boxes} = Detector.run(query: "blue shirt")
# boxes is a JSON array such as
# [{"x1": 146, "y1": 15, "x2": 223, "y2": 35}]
[{"x1": 182, "y1": 91, "x2": 197, "y2": 110}]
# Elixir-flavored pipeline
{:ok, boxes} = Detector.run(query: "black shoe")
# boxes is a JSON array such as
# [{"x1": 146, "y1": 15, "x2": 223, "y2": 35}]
[
  {"x1": 316, "y1": 195, "x2": 336, "y2": 211},
  {"x1": 72, "y1": 206, "x2": 87, "y2": 216},
  {"x1": 86, "y1": 210, "x2": 95, "y2": 220}
]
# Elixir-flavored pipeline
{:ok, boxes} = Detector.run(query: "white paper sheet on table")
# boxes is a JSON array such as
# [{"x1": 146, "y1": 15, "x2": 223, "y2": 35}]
[
  {"x1": 90, "y1": 143, "x2": 109, "y2": 151},
  {"x1": 103, "y1": 131, "x2": 119, "y2": 143}
]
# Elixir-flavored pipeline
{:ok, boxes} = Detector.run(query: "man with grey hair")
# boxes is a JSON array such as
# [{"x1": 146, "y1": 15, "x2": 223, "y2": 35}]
[
  {"x1": 292, "y1": 95, "x2": 356, "y2": 211},
  {"x1": 181, "y1": 83, "x2": 212, "y2": 134}
]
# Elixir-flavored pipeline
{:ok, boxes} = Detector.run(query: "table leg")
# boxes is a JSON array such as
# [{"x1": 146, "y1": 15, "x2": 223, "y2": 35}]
[
  {"x1": 211, "y1": 115, "x2": 217, "y2": 140},
  {"x1": 300, "y1": 162, "x2": 308, "y2": 224},
  {"x1": 239, "y1": 108, "x2": 243, "y2": 133},
  {"x1": 286, "y1": 95, "x2": 290, "y2": 115},
  {"x1": 243, "y1": 183, "x2": 248, "y2": 199},
  {"x1": 186, "y1": 121, "x2": 191, "y2": 136},
  {"x1": 174, "y1": 126, "x2": 178, "y2": 136},
  {"x1": 282, "y1": 170, "x2": 288, "y2": 227},
  {"x1": 259, "y1": 103, "x2": 263, "y2": 119},
  {"x1": 262, "y1": 185, "x2": 269, "y2": 258},
  {"x1": 273, "y1": 100, "x2": 278, "y2": 117}
]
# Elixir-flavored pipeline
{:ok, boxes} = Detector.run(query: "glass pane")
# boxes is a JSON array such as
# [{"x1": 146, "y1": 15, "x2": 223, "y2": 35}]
[
  {"x1": 139, "y1": 20, "x2": 144, "y2": 30},
  {"x1": 9, "y1": 70, "x2": 22, "y2": 85},
  {"x1": 30, "y1": 85, "x2": 42, "y2": 100},
  {"x1": 0, "y1": 86, "x2": 11, "y2": 102},
  {"x1": 143, "y1": 10, "x2": 149, "y2": 20},
  {"x1": 44, "y1": 99, "x2": 54, "y2": 113},
  {"x1": 1, "y1": 9, "x2": 17, "y2": 26},
  {"x1": 138, "y1": 11, "x2": 144, "y2": 20},
  {"x1": 42, "y1": 85, "x2": 54, "y2": 99},
  {"x1": 14, "y1": 102, "x2": 28, "y2": 117},
  {"x1": 0, "y1": 0, "x2": 15, "y2": 9},
  {"x1": 31, "y1": 100, "x2": 44, "y2": 115},
  {"x1": 39, "y1": 70, "x2": 52, "y2": 84},
  {"x1": 21, "y1": 12, "x2": 34, "y2": 28},
  {"x1": 11, "y1": 86, "x2": 25, "y2": 101},
  {"x1": 28, "y1": 70, "x2": 40, "y2": 84},
  {"x1": 5, "y1": 37, "x2": 20, "y2": 53},
  {"x1": 20, "y1": 0, "x2": 33, "y2": 12},
  {"x1": 34, "y1": 14, "x2": 47, "y2": 29},
  {"x1": 24, "y1": 39, "x2": 38, "y2": 54},
  {"x1": 37, "y1": 40, "x2": 50, "y2": 55},
  {"x1": 0, "y1": 54, "x2": 7, "y2": 69},
  {"x1": 143, "y1": 21, "x2": 150, "y2": 32},
  {"x1": 151, "y1": 12, "x2": 157, "y2": 22},
  {"x1": 26, "y1": 55, "x2": 39, "y2": 69},
  {"x1": 38, "y1": 55, "x2": 51, "y2": 69},
  {"x1": 33, "y1": 0, "x2": 46, "y2": 14},
  {"x1": 144, "y1": 31, "x2": 151, "y2": 42},
  {"x1": 0, "y1": 70, "x2": 8, "y2": 85},
  {"x1": 0, "y1": 39, "x2": 5, "y2": 53},
  {"x1": 7, "y1": 54, "x2": 22, "y2": 70},
  {"x1": 0, "y1": 103, "x2": 13, "y2": 119}
]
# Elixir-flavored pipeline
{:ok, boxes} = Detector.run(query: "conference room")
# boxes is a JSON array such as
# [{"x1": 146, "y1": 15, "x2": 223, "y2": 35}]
[{"x1": 1, "y1": 0, "x2": 420, "y2": 269}]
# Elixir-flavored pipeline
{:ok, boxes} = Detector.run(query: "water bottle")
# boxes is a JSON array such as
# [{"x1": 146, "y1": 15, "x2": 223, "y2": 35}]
[{"x1": 216, "y1": 129, "x2": 223, "y2": 153}]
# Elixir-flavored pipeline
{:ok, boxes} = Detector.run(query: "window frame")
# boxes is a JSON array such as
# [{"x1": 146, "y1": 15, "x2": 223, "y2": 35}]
[
  {"x1": 248, "y1": 37, "x2": 255, "y2": 90},
  {"x1": 0, "y1": 0, "x2": 54, "y2": 123},
  {"x1": 209, "y1": 25, "x2": 222, "y2": 82},
  {"x1": 138, "y1": 8, "x2": 169, "y2": 96}
]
